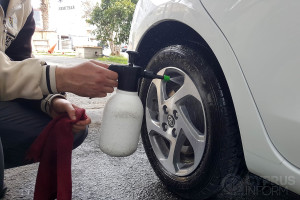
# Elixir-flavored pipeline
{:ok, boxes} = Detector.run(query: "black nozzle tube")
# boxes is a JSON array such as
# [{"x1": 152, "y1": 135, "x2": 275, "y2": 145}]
[{"x1": 142, "y1": 70, "x2": 170, "y2": 81}]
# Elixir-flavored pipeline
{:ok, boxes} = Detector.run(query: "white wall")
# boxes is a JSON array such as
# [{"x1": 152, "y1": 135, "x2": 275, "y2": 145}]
[{"x1": 31, "y1": 0, "x2": 100, "y2": 48}]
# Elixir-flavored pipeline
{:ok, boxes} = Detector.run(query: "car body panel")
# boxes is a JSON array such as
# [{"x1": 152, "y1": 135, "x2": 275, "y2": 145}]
[
  {"x1": 129, "y1": 0, "x2": 300, "y2": 194},
  {"x1": 201, "y1": 0, "x2": 300, "y2": 169}
]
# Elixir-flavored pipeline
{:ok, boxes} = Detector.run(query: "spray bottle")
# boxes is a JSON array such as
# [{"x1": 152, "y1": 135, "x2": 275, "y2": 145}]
[{"x1": 99, "y1": 51, "x2": 170, "y2": 157}]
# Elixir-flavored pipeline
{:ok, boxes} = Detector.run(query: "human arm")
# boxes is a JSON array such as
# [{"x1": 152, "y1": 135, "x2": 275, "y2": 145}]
[
  {"x1": 0, "y1": 53, "x2": 118, "y2": 101},
  {"x1": 5, "y1": 9, "x2": 35, "y2": 61},
  {"x1": 0, "y1": 7, "x2": 57, "y2": 101},
  {"x1": 0, "y1": 52, "x2": 57, "y2": 100},
  {"x1": 55, "y1": 60, "x2": 118, "y2": 98},
  {"x1": 12, "y1": 94, "x2": 90, "y2": 133},
  {"x1": 1, "y1": 6, "x2": 117, "y2": 100}
]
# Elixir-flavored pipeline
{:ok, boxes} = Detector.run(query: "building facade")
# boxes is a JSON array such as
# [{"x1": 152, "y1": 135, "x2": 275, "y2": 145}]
[{"x1": 32, "y1": 0, "x2": 99, "y2": 52}]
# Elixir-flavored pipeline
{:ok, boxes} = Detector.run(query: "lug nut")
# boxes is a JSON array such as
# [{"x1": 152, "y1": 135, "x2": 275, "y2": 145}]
[
  {"x1": 163, "y1": 105, "x2": 168, "y2": 114},
  {"x1": 172, "y1": 128, "x2": 177, "y2": 137},
  {"x1": 173, "y1": 110, "x2": 178, "y2": 119},
  {"x1": 162, "y1": 122, "x2": 168, "y2": 131}
]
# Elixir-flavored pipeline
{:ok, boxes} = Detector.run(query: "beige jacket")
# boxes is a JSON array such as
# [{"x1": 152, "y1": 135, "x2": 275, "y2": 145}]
[{"x1": 0, "y1": 0, "x2": 57, "y2": 101}]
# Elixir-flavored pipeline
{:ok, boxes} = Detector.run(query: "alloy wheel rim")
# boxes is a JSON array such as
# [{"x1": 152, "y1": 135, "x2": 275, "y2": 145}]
[{"x1": 145, "y1": 67, "x2": 207, "y2": 176}]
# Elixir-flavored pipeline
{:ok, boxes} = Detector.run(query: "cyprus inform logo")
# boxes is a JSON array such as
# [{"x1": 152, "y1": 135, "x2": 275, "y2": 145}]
[
  {"x1": 221, "y1": 174, "x2": 244, "y2": 195},
  {"x1": 221, "y1": 173, "x2": 296, "y2": 197}
]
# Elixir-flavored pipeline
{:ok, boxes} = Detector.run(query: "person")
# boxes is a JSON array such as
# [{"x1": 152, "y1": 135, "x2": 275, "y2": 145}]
[
  {"x1": 0, "y1": 2, "x2": 118, "y2": 101},
  {"x1": 0, "y1": 0, "x2": 118, "y2": 198}
]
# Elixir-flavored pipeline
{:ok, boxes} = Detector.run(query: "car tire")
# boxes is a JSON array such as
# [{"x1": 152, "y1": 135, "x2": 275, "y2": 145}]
[{"x1": 139, "y1": 45, "x2": 247, "y2": 199}]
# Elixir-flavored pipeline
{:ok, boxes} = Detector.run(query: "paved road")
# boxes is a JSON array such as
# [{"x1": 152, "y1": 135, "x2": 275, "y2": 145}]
[
  {"x1": 34, "y1": 55, "x2": 92, "y2": 66},
  {"x1": 3, "y1": 55, "x2": 298, "y2": 200}
]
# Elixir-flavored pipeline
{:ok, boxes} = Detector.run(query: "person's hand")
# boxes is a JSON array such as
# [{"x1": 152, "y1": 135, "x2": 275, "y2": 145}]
[
  {"x1": 55, "y1": 60, "x2": 118, "y2": 98},
  {"x1": 50, "y1": 97, "x2": 91, "y2": 133}
]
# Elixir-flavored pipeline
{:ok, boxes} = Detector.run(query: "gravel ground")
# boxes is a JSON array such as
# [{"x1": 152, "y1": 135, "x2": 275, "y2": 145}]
[
  {"x1": 4, "y1": 92, "x2": 296, "y2": 200},
  {"x1": 3, "y1": 93, "x2": 181, "y2": 200},
  {"x1": 2, "y1": 55, "x2": 180, "y2": 200}
]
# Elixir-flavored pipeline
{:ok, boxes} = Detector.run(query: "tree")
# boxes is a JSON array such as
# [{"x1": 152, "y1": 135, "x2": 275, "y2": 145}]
[
  {"x1": 40, "y1": 0, "x2": 49, "y2": 30},
  {"x1": 81, "y1": 0, "x2": 100, "y2": 19},
  {"x1": 87, "y1": 0, "x2": 137, "y2": 55}
]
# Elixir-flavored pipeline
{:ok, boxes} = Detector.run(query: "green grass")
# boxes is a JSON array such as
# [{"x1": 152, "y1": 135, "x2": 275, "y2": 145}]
[{"x1": 96, "y1": 56, "x2": 128, "y2": 64}]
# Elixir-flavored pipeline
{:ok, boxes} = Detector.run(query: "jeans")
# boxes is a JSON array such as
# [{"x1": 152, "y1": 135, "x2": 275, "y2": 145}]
[{"x1": 0, "y1": 100, "x2": 88, "y2": 189}]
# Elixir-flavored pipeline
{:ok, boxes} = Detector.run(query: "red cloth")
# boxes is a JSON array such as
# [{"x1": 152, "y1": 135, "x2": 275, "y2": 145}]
[{"x1": 26, "y1": 108, "x2": 87, "y2": 200}]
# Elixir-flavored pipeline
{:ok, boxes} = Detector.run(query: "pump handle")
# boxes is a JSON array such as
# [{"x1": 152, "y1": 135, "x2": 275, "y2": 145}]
[{"x1": 127, "y1": 51, "x2": 139, "y2": 66}]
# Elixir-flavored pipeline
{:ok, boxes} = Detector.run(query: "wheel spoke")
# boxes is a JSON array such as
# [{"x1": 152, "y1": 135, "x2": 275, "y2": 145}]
[
  {"x1": 145, "y1": 107, "x2": 164, "y2": 137},
  {"x1": 151, "y1": 79, "x2": 167, "y2": 123},
  {"x1": 152, "y1": 79, "x2": 166, "y2": 106},
  {"x1": 159, "y1": 136, "x2": 183, "y2": 174},
  {"x1": 146, "y1": 107, "x2": 176, "y2": 142},
  {"x1": 165, "y1": 75, "x2": 200, "y2": 108},
  {"x1": 177, "y1": 106, "x2": 205, "y2": 165}
]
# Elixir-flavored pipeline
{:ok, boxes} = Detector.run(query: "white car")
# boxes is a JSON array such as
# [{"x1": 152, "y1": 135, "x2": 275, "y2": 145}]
[{"x1": 128, "y1": 0, "x2": 300, "y2": 199}]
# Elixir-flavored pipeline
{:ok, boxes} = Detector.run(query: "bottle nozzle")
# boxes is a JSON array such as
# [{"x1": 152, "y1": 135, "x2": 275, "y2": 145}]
[
  {"x1": 142, "y1": 71, "x2": 170, "y2": 82},
  {"x1": 163, "y1": 75, "x2": 170, "y2": 82}
]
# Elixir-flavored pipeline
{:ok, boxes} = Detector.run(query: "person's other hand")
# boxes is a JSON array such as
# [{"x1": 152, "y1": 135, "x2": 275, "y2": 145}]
[
  {"x1": 56, "y1": 61, "x2": 118, "y2": 98},
  {"x1": 50, "y1": 97, "x2": 91, "y2": 133}
]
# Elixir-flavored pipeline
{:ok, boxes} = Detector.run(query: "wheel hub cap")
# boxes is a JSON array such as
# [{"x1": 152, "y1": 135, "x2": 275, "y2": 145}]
[{"x1": 167, "y1": 115, "x2": 175, "y2": 127}]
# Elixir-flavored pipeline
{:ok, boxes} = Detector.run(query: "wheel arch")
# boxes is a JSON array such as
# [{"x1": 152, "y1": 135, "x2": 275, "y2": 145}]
[
  {"x1": 135, "y1": 21, "x2": 211, "y2": 69},
  {"x1": 136, "y1": 19, "x2": 247, "y2": 163},
  {"x1": 132, "y1": 18, "x2": 281, "y2": 172}
]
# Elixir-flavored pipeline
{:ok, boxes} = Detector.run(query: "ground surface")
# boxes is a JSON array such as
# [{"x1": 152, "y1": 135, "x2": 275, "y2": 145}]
[{"x1": 3, "y1": 92, "x2": 181, "y2": 200}]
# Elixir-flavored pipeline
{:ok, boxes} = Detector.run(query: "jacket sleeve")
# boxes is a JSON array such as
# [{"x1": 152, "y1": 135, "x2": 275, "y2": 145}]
[
  {"x1": 5, "y1": 10, "x2": 35, "y2": 61},
  {"x1": 15, "y1": 93, "x2": 67, "y2": 116},
  {"x1": 0, "y1": 52, "x2": 58, "y2": 101}
]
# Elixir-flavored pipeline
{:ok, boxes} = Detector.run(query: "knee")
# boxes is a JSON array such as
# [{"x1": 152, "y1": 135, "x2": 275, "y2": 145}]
[{"x1": 73, "y1": 126, "x2": 88, "y2": 150}]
